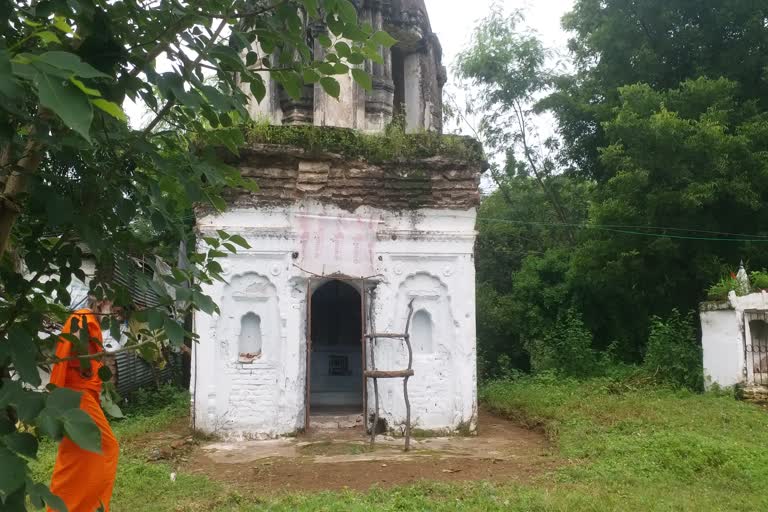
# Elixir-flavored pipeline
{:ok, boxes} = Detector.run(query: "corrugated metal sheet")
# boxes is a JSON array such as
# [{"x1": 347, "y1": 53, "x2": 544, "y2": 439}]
[
  {"x1": 114, "y1": 351, "x2": 182, "y2": 397},
  {"x1": 108, "y1": 255, "x2": 163, "y2": 309}
]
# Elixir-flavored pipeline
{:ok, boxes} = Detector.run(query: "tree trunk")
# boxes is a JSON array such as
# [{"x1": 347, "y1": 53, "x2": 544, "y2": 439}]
[{"x1": 0, "y1": 132, "x2": 43, "y2": 258}]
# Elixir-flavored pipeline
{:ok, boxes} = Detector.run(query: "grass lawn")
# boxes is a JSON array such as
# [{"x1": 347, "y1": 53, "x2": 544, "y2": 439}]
[{"x1": 29, "y1": 378, "x2": 768, "y2": 511}]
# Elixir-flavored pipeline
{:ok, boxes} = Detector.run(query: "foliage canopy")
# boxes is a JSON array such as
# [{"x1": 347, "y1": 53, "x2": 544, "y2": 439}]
[
  {"x1": 465, "y1": 0, "x2": 768, "y2": 381},
  {"x1": 0, "y1": 0, "x2": 394, "y2": 508}
]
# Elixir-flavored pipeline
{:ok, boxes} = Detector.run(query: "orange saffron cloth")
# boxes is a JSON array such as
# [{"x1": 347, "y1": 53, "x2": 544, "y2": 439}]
[{"x1": 47, "y1": 309, "x2": 119, "y2": 512}]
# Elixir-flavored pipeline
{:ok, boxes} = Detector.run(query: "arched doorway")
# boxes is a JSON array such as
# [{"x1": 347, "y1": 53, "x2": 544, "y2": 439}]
[{"x1": 308, "y1": 280, "x2": 363, "y2": 418}]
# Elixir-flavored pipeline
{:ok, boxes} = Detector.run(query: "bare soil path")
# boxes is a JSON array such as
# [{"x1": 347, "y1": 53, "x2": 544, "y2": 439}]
[{"x1": 131, "y1": 409, "x2": 560, "y2": 495}]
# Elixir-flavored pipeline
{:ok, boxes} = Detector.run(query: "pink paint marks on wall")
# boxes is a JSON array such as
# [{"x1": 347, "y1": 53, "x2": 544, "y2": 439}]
[{"x1": 296, "y1": 212, "x2": 380, "y2": 277}]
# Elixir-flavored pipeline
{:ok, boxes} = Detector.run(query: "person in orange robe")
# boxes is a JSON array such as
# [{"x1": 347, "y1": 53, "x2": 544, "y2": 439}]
[{"x1": 47, "y1": 302, "x2": 120, "y2": 512}]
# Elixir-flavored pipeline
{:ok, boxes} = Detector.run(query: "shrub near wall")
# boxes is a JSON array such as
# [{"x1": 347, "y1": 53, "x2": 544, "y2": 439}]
[
  {"x1": 643, "y1": 310, "x2": 703, "y2": 391},
  {"x1": 526, "y1": 308, "x2": 598, "y2": 377}
]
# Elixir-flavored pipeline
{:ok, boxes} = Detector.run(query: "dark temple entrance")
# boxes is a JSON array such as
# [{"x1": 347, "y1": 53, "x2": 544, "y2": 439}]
[{"x1": 308, "y1": 280, "x2": 363, "y2": 417}]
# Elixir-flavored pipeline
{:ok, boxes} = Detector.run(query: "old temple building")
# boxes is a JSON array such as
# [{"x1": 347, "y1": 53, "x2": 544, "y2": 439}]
[{"x1": 190, "y1": 0, "x2": 483, "y2": 439}]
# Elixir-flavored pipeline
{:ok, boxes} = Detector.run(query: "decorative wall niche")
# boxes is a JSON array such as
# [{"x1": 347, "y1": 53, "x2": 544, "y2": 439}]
[
  {"x1": 411, "y1": 309, "x2": 433, "y2": 353},
  {"x1": 219, "y1": 272, "x2": 280, "y2": 365},
  {"x1": 238, "y1": 312, "x2": 263, "y2": 363}
]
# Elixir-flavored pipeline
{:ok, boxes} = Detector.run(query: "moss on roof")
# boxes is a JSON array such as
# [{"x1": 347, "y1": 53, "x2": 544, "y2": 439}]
[{"x1": 244, "y1": 121, "x2": 486, "y2": 165}]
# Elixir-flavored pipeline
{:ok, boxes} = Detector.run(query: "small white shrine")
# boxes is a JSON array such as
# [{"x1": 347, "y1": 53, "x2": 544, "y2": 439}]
[{"x1": 701, "y1": 264, "x2": 768, "y2": 394}]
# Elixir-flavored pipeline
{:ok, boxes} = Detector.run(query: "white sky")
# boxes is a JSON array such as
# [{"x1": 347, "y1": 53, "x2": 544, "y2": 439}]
[
  {"x1": 426, "y1": 0, "x2": 574, "y2": 65},
  {"x1": 426, "y1": 0, "x2": 574, "y2": 139}
]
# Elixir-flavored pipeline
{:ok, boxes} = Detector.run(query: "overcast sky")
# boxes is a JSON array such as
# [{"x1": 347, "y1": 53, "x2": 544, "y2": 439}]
[
  {"x1": 426, "y1": 0, "x2": 575, "y2": 174},
  {"x1": 425, "y1": 0, "x2": 574, "y2": 68}
]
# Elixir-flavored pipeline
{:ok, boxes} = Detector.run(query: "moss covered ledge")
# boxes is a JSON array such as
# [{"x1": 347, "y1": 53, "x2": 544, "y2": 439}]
[{"x1": 244, "y1": 122, "x2": 487, "y2": 166}]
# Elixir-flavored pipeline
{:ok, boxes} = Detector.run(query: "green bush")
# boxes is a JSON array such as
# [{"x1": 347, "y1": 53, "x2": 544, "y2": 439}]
[
  {"x1": 751, "y1": 270, "x2": 768, "y2": 291},
  {"x1": 644, "y1": 310, "x2": 703, "y2": 391},
  {"x1": 706, "y1": 275, "x2": 739, "y2": 300},
  {"x1": 527, "y1": 308, "x2": 597, "y2": 377}
]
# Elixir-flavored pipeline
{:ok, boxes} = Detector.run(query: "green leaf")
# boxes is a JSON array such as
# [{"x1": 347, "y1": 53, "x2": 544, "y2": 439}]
[
  {"x1": 245, "y1": 51, "x2": 259, "y2": 67},
  {"x1": 100, "y1": 396, "x2": 124, "y2": 419},
  {"x1": 37, "y1": 51, "x2": 109, "y2": 78},
  {"x1": 0, "y1": 50, "x2": 20, "y2": 99},
  {"x1": 22, "y1": 18, "x2": 43, "y2": 28},
  {"x1": 303, "y1": 68, "x2": 320, "y2": 84},
  {"x1": 34, "y1": 72, "x2": 93, "y2": 141},
  {"x1": 249, "y1": 78, "x2": 267, "y2": 103},
  {"x1": 15, "y1": 391, "x2": 45, "y2": 423},
  {"x1": 277, "y1": 71, "x2": 303, "y2": 100},
  {"x1": 336, "y1": 0, "x2": 358, "y2": 24},
  {"x1": 36, "y1": 412, "x2": 63, "y2": 441},
  {"x1": 319, "y1": 77, "x2": 340, "y2": 99},
  {"x1": 62, "y1": 409, "x2": 101, "y2": 454},
  {"x1": 370, "y1": 30, "x2": 398, "y2": 48},
  {"x1": 53, "y1": 15, "x2": 77, "y2": 37},
  {"x1": 100, "y1": 389, "x2": 124, "y2": 419},
  {"x1": 326, "y1": 14, "x2": 345, "y2": 36},
  {"x1": 46, "y1": 387, "x2": 82, "y2": 414},
  {"x1": 192, "y1": 291, "x2": 217, "y2": 315},
  {"x1": 27, "y1": 482, "x2": 67, "y2": 512},
  {"x1": 147, "y1": 309, "x2": 165, "y2": 331},
  {"x1": 352, "y1": 68, "x2": 372, "y2": 91},
  {"x1": 36, "y1": 31, "x2": 62, "y2": 45},
  {"x1": 0, "y1": 487, "x2": 25, "y2": 511},
  {"x1": 0, "y1": 411, "x2": 14, "y2": 435},
  {"x1": 7, "y1": 326, "x2": 41, "y2": 387},
  {"x1": 0, "y1": 447, "x2": 26, "y2": 496},
  {"x1": 163, "y1": 317, "x2": 186, "y2": 346},
  {"x1": 91, "y1": 99, "x2": 127, "y2": 121},
  {"x1": 228, "y1": 234, "x2": 251, "y2": 249},
  {"x1": 362, "y1": 45, "x2": 385, "y2": 65},
  {"x1": 347, "y1": 53, "x2": 365, "y2": 65},
  {"x1": 332, "y1": 62, "x2": 349, "y2": 74},
  {"x1": 45, "y1": 194, "x2": 74, "y2": 227},
  {"x1": 209, "y1": 45, "x2": 245, "y2": 71},
  {"x1": 301, "y1": 0, "x2": 319, "y2": 18},
  {"x1": 318, "y1": 34, "x2": 333, "y2": 48},
  {"x1": 70, "y1": 77, "x2": 101, "y2": 96},
  {"x1": 3, "y1": 432, "x2": 38, "y2": 459},
  {"x1": 97, "y1": 365, "x2": 113, "y2": 382},
  {"x1": 335, "y1": 41, "x2": 351, "y2": 58},
  {"x1": 317, "y1": 62, "x2": 336, "y2": 75}
]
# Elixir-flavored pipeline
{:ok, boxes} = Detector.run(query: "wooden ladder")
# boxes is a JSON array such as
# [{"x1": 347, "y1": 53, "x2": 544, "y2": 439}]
[{"x1": 365, "y1": 300, "x2": 415, "y2": 451}]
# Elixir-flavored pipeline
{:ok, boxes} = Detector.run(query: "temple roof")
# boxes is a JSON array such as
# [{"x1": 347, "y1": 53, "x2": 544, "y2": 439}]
[{"x1": 242, "y1": 1, "x2": 446, "y2": 134}]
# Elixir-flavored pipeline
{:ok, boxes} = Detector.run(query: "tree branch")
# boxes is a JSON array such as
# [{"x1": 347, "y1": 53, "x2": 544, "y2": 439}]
[
  {"x1": 120, "y1": 14, "x2": 194, "y2": 84},
  {"x1": 142, "y1": 15, "x2": 230, "y2": 136},
  {"x1": 47, "y1": 340, "x2": 159, "y2": 364},
  {"x1": 511, "y1": 99, "x2": 574, "y2": 242},
  {"x1": 205, "y1": 0, "x2": 287, "y2": 19}
]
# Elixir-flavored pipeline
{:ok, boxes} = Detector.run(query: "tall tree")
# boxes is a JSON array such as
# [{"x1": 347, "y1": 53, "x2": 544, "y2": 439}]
[
  {"x1": 455, "y1": 8, "x2": 575, "y2": 239},
  {"x1": 0, "y1": 1, "x2": 393, "y2": 508},
  {"x1": 545, "y1": 0, "x2": 768, "y2": 180}
]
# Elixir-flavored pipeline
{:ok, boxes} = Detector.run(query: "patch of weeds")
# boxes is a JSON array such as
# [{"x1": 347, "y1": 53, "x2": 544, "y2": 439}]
[{"x1": 481, "y1": 376, "x2": 768, "y2": 510}]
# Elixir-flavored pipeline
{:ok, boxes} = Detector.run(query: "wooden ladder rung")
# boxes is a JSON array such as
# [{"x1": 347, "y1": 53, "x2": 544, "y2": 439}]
[
  {"x1": 364, "y1": 369, "x2": 414, "y2": 378},
  {"x1": 365, "y1": 333, "x2": 409, "y2": 339}
]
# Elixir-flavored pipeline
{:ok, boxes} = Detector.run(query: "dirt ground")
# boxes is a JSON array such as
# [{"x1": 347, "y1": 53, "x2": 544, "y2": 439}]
[{"x1": 133, "y1": 410, "x2": 560, "y2": 494}]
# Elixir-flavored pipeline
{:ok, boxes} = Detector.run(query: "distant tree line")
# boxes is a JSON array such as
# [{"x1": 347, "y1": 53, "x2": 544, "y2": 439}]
[{"x1": 455, "y1": 0, "x2": 768, "y2": 385}]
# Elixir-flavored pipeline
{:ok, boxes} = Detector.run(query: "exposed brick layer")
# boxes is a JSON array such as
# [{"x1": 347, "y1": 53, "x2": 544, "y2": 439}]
[{"x1": 221, "y1": 143, "x2": 482, "y2": 212}]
